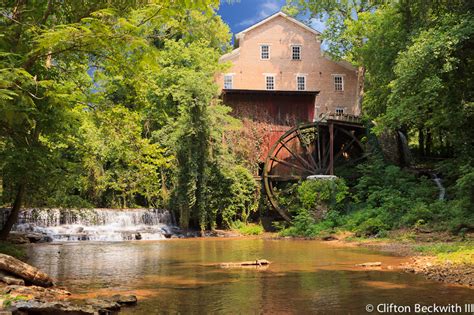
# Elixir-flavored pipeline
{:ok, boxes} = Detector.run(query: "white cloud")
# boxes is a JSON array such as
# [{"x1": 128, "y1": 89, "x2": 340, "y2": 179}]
[
  {"x1": 236, "y1": 0, "x2": 281, "y2": 27},
  {"x1": 310, "y1": 18, "x2": 326, "y2": 33},
  {"x1": 261, "y1": 0, "x2": 279, "y2": 12}
]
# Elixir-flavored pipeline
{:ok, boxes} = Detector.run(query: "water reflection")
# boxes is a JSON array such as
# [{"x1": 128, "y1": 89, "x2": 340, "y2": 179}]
[{"x1": 27, "y1": 239, "x2": 473, "y2": 314}]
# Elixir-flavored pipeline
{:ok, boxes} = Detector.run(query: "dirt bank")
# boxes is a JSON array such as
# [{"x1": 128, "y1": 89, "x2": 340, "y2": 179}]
[{"x1": 328, "y1": 231, "x2": 474, "y2": 288}]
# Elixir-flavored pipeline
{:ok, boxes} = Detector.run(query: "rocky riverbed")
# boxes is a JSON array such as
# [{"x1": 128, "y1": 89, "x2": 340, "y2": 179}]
[
  {"x1": 403, "y1": 256, "x2": 474, "y2": 287},
  {"x1": 0, "y1": 253, "x2": 138, "y2": 314},
  {"x1": 325, "y1": 232, "x2": 474, "y2": 288}
]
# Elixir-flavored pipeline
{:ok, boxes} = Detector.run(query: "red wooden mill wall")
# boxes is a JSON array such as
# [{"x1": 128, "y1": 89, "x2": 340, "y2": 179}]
[{"x1": 222, "y1": 90, "x2": 317, "y2": 162}]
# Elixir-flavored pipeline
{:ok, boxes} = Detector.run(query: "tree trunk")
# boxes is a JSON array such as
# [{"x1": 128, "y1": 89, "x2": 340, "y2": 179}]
[
  {"x1": 418, "y1": 128, "x2": 425, "y2": 156},
  {"x1": 356, "y1": 66, "x2": 366, "y2": 115},
  {"x1": 0, "y1": 183, "x2": 25, "y2": 240},
  {"x1": 426, "y1": 129, "x2": 432, "y2": 157},
  {"x1": 0, "y1": 253, "x2": 53, "y2": 287}
]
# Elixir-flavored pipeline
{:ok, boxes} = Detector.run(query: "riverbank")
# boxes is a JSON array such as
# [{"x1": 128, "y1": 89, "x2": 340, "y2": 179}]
[
  {"x1": 323, "y1": 230, "x2": 474, "y2": 287},
  {"x1": 0, "y1": 251, "x2": 139, "y2": 314}
]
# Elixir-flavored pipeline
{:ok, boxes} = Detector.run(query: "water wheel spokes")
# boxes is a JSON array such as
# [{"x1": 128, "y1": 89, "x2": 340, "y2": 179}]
[
  {"x1": 263, "y1": 121, "x2": 366, "y2": 221},
  {"x1": 263, "y1": 123, "x2": 326, "y2": 221}
]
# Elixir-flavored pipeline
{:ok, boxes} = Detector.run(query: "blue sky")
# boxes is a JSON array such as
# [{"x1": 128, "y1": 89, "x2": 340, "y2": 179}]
[{"x1": 217, "y1": 0, "x2": 326, "y2": 36}]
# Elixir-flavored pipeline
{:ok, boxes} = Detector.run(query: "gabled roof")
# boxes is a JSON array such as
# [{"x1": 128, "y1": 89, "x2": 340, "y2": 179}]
[
  {"x1": 235, "y1": 11, "x2": 321, "y2": 41},
  {"x1": 322, "y1": 55, "x2": 357, "y2": 72},
  {"x1": 220, "y1": 47, "x2": 240, "y2": 61}
]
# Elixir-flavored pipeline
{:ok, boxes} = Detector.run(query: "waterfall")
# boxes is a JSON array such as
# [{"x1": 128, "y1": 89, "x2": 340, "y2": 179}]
[
  {"x1": 397, "y1": 131, "x2": 413, "y2": 166},
  {"x1": 432, "y1": 174, "x2": 446, "y2": 201},
  {"x1": 6, "y1": 208, "x2": 177, "y2": 242}
]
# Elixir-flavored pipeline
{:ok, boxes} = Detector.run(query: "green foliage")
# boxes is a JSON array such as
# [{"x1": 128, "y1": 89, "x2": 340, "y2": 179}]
[
  {"x1": 345, "y1": 158, "x2": 438, "y2": 236},
  {"x1": 285, "y1": 0, "x2": 384, "y2": 62},
  {"x1": 77, "y1": 106, "x2": 171, "y2": 208},
  {"x1": 2, "y1": 294, "x2": 29, "y2": 308},
  {"x1": 297, "y1": 178, "x2": 349, "y2": 211},
  {"x1": 344, "y1": 158, "x2": 474, "y2": 236},
  {"x1": 278, "y1": 179, "x2": 349, "y2": 237},
  {"x1": 148, "y1": 36, "x2": 253, "y2": 230},
  {"x1": 231, "y1": 221, "x2": 264, "y2": 235},
  {"x1": 0, "y1": 0, "x2": 251, "y2": 236},
  {"x1": 379, "y1": 14, "x2": 474, "y2": 149},
  {"x1": 0, "y1": 242, "x2": 27, "y2": 261},
  {"x1": 281, "y1": 1, "x2": 473, "y2": 238},
  {"x1": 414, "y1": 242, "x2": 474, "y2": 264},
  {"x1": 281, "y1": 158, "x2": 470, "y2": 238}
]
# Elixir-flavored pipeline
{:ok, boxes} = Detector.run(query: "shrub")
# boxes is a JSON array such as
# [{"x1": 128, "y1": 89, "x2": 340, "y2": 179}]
[
  {"x1": 204, "y1": 164, "x2": 258, "y2": 229},
  {"x1": 278, "y1": 178, "x2": 350, "y2": 237},
  {"x1": 231, "y1": 221, "x2": 264, "y2": 235}
]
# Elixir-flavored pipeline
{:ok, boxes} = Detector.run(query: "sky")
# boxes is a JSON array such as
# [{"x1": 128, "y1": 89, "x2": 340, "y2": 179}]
[{"x1": 217, "y1": 0, "x2": 326, "y2": 36}]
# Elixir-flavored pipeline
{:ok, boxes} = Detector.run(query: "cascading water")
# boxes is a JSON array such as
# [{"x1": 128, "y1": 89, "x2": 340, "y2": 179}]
[
  {"x1": 397, "y1": 131, "x2": 413, "y2": 166},
  {"x1": 6, "y1": 208, "x2": 178, "y2": 242},
  {"x1": 432, "y1": 174, "x2": 446, "y2": 201}
]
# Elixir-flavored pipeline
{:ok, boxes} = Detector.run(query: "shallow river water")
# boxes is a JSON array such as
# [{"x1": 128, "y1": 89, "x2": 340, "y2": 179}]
[{"x1": 27, "y1": 238, "x2": 472, "y2": 314}]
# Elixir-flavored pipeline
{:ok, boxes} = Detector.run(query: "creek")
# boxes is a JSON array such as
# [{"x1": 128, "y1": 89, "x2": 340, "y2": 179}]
[{"x1": 26, "y1": 239, "x2": 473, "y2": 314}]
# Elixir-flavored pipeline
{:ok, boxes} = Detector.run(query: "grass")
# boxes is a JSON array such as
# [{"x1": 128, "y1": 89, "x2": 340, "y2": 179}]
[
  {"x1": 344, "y1": 236, "x2": 390, "y2": 242},
  {"x1": 413, "y1": 242, "x2": 474, "y2": 264},
  {"x1": 0, "y1": 241, "x2": 27, "y2": 261},
  {"x1": 1, "y1": 294, "x2": 29, "y2": 308},
  {"x1": 231, "y1": 221, "x2": 264, "y2": 235}
]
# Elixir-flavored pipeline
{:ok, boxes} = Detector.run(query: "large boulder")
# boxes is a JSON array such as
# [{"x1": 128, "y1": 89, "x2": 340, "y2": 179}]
[
  {"x1": 11, "y1": 300, "x2": 96, "y2": 315},
  {"x1": 3, "y1": 285, "x2": 71, "y2": 301},
  {"x1": 26, "y1": 232, "x2": 52, "y2": 243},
  {"x1": 85, "y1": 298, "x2": 121, "y2": 313},
  {"x1": 7, "y1": 232, "x2": 30, "y2": 244},
  {"x1": 0, "y1": 253, "x2": 54, "y2": 287},
  {"x1": 97, "y1": 294, "x2": 138, "y2": 306}
]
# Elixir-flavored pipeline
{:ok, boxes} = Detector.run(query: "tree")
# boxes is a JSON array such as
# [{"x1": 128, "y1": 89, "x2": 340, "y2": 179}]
[
  {"x1": 0, "y1": 0, "x2": 222, "y2": 238},
  {"x1": 380, "y1": 12, "x2": 474, "y2": 159},
  {"x1": 285, "y1": 0, "x2": 384, "y2": 110}
]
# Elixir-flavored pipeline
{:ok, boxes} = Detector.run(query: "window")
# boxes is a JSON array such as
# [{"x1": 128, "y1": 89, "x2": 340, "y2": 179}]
[
  {"x1": 296, "y1": 76, "x2": 306, "y2": 91},
  {"x1": 260, "y1": 45, "x2": 270, "y2": 59},
  {"x1": 335, "y1": 107, "x2": 344, "y2": 115},
  {"x1": 266, "y1": 76, "x2": 275, "y2": 90},
  {"x1": 224, "y1": 75, "x2": 233, "y2": 89},
  {"x1": 292, "y1": 45, "x2": 301, "y2": 60},
  {"x1": 334, "y1": 75, "x2": 344, "y2": 91}
]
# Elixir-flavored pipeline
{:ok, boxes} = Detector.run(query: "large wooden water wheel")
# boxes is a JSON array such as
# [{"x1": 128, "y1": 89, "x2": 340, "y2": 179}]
[{"x1": 262, "y1": 120, "x2": 366, "y2": 221}]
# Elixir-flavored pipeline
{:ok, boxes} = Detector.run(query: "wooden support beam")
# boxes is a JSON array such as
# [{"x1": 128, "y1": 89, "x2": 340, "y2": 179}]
[{"x1": 329, "y1": 122, "x2": 334, "y2": 175}]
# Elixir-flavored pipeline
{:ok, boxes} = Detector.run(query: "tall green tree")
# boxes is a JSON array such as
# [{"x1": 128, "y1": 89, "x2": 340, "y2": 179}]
[{"x1": 0, "y1": 0, "x2": 222, "y2": 238}]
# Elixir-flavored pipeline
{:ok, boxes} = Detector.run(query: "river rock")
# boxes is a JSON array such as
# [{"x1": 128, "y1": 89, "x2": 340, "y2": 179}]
[
  {"x1": 96, "y1": 294, "x2": 138, "y2": 306},
  {"x1": 322, "y1": 235, "x2": 338, "y2": 241},
  {"x1": 7, "y1": 232, "x2": 30, "y2": 244},
  {"x1": 85, "y1": 298, "x2": 121, "y2": 313},
  {"x1": 0, "y1": 254, "x2": 54, "y2": 287},
  {"x1": 110, "y1": 294, "x2": 138, "y2": 305},
  {"x1": 26, "y1": 232, "x2": 52, "y2": 243},
  {"x1": 4, "y1": 285, "x2": 71, "y2": 301},
  {"x1": 11, "y1": 300, "x2": 96, "y2": 315}
]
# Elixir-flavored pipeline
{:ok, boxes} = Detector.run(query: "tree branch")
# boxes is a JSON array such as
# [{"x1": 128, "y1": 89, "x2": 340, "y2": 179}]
[{"x1": 40, "y1": 0, "x2": 55, "y2": 24}]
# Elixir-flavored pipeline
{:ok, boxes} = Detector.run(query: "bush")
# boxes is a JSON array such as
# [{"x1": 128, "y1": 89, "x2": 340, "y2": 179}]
[
  {"x1": 204, "y1": 164, "x2": 258, "y2": 229},
  {"x1": 278, "y1": 178, "x2": 350, "y2": 237},
  {"x1": 278, "y1": 157, "x2": 472, "y2": 237},
  {"x1": 231, "y1": 221, "x2": 264, "y2": 235}
]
